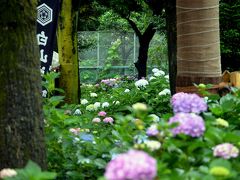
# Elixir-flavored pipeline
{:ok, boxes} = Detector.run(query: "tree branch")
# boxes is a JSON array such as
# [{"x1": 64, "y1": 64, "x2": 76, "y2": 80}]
[
  {"x1": 125, "y1": 17, "x2": 142, "y2": 38},
  {"x1": 142, "y1": 23, "x2": 156, "y2": 43}
]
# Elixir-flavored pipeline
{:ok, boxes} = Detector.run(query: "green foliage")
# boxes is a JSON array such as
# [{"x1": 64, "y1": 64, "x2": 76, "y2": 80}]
[
  {"x1": 99, "y1": 39, "x2": 122, "y2": 79},
  {"x1": 4, "y1": 161, "x2": 56, "y2": 180}
]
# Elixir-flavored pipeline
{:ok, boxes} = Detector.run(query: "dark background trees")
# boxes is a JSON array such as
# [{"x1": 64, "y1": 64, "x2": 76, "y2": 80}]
[
  {"x1": 220, "y1": 0, "x2": 240, "y2": 72},
  {"x1": 0, "y1": 0, "x2": 46, "y2": 168}
]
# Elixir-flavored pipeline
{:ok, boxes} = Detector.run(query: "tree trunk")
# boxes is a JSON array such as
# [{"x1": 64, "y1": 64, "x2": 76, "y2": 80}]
[
  {"x1": 126, "y1": 19, "x2": 156, "y2": 79},
  {"x1": 165, "y1": 0, "x2": 177, "y2": 94},
  {"x1": 0, "y1": 0, "x2": 46, "y2": 169},
  {"x1": 135, "y1": 38, "x2": 151, "y2": 79},
  {"x1": 58, "y1": 0, "x2": 80, "y2": 104},
  {"x1": 135, "y1": 26, "x2": 156, "y2": 79},
  {"x1": 176, "y1": 0, "x2": 222, "y2": 92}
]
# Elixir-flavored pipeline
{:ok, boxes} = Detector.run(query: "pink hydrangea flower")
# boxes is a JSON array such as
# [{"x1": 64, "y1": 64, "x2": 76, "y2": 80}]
[
  {"x1": 213, "y1": 143, "x2": 239, "y2": 159},
  {"x1": 98, "y1": 111, "x2": 107, "y2": 117},
  {"x1": 69, "y1": 128, "x2": 81, "y2": 135},
  {"x1": 103, "y1": 117, "x2": 114, "y2": 123},
  {"x1": 104, "y1": 150, "x2": 157, "y2": 180}
]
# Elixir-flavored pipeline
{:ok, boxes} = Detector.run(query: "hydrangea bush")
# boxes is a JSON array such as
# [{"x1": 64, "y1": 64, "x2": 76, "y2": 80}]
[{"x1": 41, "y1": 69, "x2": 240, "y2": 180}]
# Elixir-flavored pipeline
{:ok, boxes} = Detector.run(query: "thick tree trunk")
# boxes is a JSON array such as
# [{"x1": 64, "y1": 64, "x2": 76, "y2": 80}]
[
  {"x1": 135, "y1": 38, "x2": 151, "y2": 79},
  {"x1": 176, "y1": 0, "x2": 222, "y2": 92},
  {"x1": 0, "y1": 0, "x2": 46, "y2": 169},
  {"x1": 126, "y1": 19, "x2": 156, "y2": 79},
  {"x1": 165, "y1": 0, "x2": 177, "y2": 94},
  {"x1": 135, "y1": 26, "x2": 156, "y2": 79},
  {"x1": 58, "y1": 0, "x2": 80, "y2": 104}
]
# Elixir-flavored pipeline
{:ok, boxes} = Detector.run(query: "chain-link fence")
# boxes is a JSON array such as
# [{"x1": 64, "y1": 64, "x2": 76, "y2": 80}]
[{"x1": 78, "y1": 31, "x2": 168, "y2": 83}]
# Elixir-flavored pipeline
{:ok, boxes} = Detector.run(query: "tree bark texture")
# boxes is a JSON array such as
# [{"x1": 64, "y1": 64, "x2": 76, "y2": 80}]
[
  {"x1": 176, "y1": 0, "x2": 222, "y2": 91},
  {"x1": 165, "y1": 0, "x2": 177, "y2": 94},
  {"x1": 0, "y1": 0, "x2": 46, "y2": 169},
  {"x1": 58, "y1": 0, "x2": 80, "y2": 104}
]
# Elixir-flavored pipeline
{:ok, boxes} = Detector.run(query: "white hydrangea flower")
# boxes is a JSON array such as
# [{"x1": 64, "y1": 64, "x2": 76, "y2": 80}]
[
  {"x1": 124, "y1": 89, "x2": 130, "y2": 93},
  {"x1": 145, "y1": 140, "x2": 161, "y2": 151},
  {"x1": 0, "y1": 169, "x2": 17, "y2": 178},
  {"x1": 149, "y1": 76, "x2": 156, "y2": 81},
  {"x1": 152, "y1": 68, "x2": 160, "y2": 73},
  {"x1": 158, "y1": 88, "x2": 171, "y2": 96},
  {"x1": 164, "y1": 75, "x2": 169, "y2": 79},
  {"x1": 149, "y1": 114, "x2": 160, "y2": 122},
  {"x1": 154, "y1": 70, "x2": 165, "y2": 77},
  {"x1": 94, "y1": 102, "x2": 101, "y2": 109},
  {"x1": 90, "y1": 92, "x2": 98, "y2": 97},
  {"x1": 135, "y1": 79, "x2": 149, "y2": 88},
  {"x1": 42, "y1": 90, "x2": 47, "y2": 98},
  {"x1": 102, "y1": 102, "x2": 110, "y2": 108},
  {"x1": 73, "y1": 109, "x2": 81, "y2": 115},
  {"x1": 81, "y1": 99, "x2": 88, "y2": 105}
]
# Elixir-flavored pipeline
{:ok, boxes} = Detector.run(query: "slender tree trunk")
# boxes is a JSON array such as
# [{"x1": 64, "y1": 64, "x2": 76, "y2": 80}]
[
  {"x1": 176, "y1": 0, "x2": 222, "y2": 92},
  {"x1": 165, "y1": 0, "x2": 177, "y2": 94},
  {"x1": 58, "y1": 0, "x2": 80, "y2": 104},
  {"x1": 0, "y1": 0, "x2": 46, "y2": 169}
]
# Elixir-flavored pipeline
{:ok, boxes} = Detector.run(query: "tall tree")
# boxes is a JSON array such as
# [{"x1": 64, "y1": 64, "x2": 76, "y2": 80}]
[
  {"x1": 96, "y1": 0, "x2": 165, "y2": 79},
  {"x1": 0, "y1": 0, "x2": 46, "y2": 168},
  {"x1": 165, "y1": 0, "x2": 177, "y2": 94},
  {"x1": 176, "y1": 0, "x2": 222, "y2": 92},
  {"x1": 58, "y1": 0, "x2": 80, "y2": 104}
]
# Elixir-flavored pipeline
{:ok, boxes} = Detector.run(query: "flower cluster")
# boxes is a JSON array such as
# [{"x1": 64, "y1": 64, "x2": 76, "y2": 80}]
[
  {"x1": 104, "y1": 150, "x2": 157, "y2": 180},
  {"x1": 146, "y1": 124, "x2": 159, "y2": 136},
  {"x1": 69, "y1": 128, "x2": 81, "y2": 135},
  {"x1": 159, "y1": 88, "x2": 171, "y2": 96},
  {"x1": 148, "y1": 114, "x2": 160, "y2": 122},
  {"x1": 103, "y1": 117, "x2": 114, "y2": 123},
  {"x1": 215, "y1": 118, "x2": 229, "y2": 127},
  {"x1": 168, "y1": 113, "x2": 205, "y2": 137},
  {"x1": 144, "y1": 140, "x2": 161, "y2": 151},
  {"x1": 101, "y1": 78, "x2": 118, "y2": 87},
  {"x1": 132, "y1": 103, "x2": 147, "y2": 111},
  {"x1": 213, "y1": 143, "x2": 239, "y2": 159},
  {"x1": 90, "y1": 92, "x2": 98, "y2": 97},
  {"x1": 81, "y1": 99, "x2": 88, "y2": 105},
  {"x1": 92, "y1": 111, "x2": 114, "y2": 124},
  {"x1": 98, "y1": 111, "x2": 107, "y2": 117},
  {"x1": 0, "y1": 169, "x2": 17, "y2": 179},
  {"x1": 152, "y1": 68, "x2": 165, "y2": 77},
  {"x1": 171, "y1": 92, "x2": 207, "y2": 114},
  {"x1": 135, "y1": 79, "x2": 149, "y2": 88},
  {"x1": 73, "y1": 109, "x2": 81, "y2": 115}
]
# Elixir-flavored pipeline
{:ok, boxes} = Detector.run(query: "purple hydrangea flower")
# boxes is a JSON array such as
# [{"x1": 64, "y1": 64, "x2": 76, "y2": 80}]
[
  {"x1": 146, "y1": 125, "x2": 159, "y2": 136},
  {"x1": 213, "y1": 143, "x2": 239, "y2": 159},
  {"x1": 104, "y1": 150, "x2": 157, "y2": 180},
  {"x1": 168, "y1": 113, "x2": 205, "y2": 137},
  {"x1": 171, "y1": 92, "x2": 207, "y2": 114}
]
